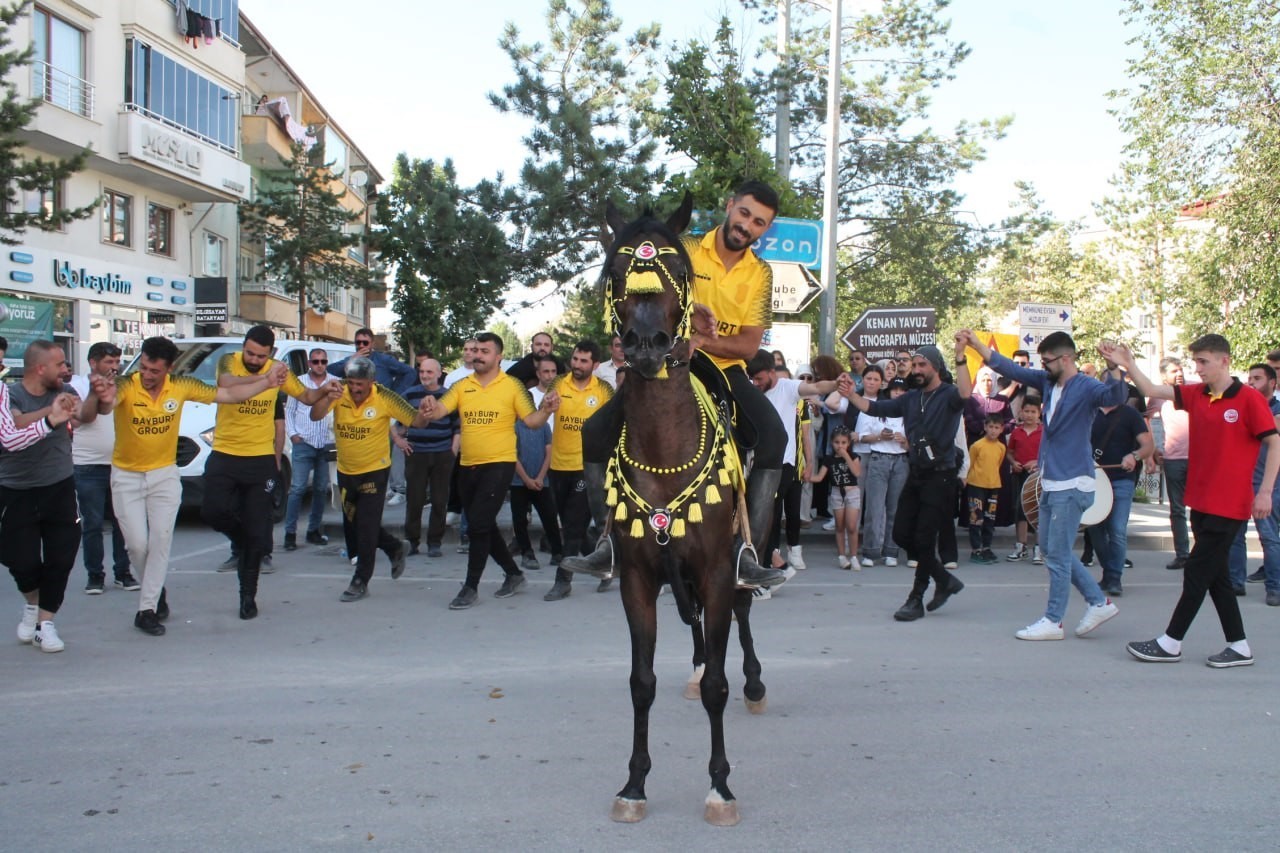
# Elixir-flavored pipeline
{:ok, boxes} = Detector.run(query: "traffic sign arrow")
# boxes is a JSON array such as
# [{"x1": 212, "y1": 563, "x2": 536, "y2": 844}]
[{"x1": 770, "y1": 262, "x2": 825, "y2": 313}]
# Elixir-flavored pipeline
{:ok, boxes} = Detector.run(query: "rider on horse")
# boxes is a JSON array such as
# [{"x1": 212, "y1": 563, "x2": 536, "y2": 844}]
[{"x1": 565, "y1": 180, "x2": 790, "y2": 588}]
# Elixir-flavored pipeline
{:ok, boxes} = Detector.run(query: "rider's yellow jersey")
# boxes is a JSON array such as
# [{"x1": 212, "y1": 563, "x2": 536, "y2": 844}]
[{"x1": 683, "y1": 229, "x2": 773, "y2": 372}]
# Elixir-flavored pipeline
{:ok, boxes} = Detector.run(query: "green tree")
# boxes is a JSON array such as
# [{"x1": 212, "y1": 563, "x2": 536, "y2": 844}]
[
  {"x1": 0, "y1": 0, "x2": 96, "y2": 243},
  {"x1": 239, "y1": 143, "x2": 379, "y2": 336},
  {"x1": 376, "y1": 155, "x2": 516, "y2": 363},
  {"x1": 549, "y1": 280, "x2": 609, "y2": 355},
  {"x1": 488, "y1": 320, "x2": 523, "y2": 360},
  {"x1": 489, "y1": 0, "x2": 665, "y2": 290}
]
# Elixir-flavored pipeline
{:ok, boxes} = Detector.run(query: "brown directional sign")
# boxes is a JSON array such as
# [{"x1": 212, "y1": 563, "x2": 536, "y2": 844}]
[{"x1": 840, "y1": 307, "x2": 937, "y2": 361}]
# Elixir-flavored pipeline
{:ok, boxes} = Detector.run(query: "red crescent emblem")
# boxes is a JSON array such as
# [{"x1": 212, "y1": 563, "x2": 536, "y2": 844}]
[{"x1": 636, "y1": 242, "x2": 657, "y2": 260}]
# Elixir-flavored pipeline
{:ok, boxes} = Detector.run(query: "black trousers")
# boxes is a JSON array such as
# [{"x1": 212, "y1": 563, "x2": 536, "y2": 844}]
[
  {"x1": 203, "y1": 452, "x2": 277, "y2": 564},
  {"x1": 1166, "y1": 510, "x2": 1246, "y2": 642},
  {"x1": 0, "y1": 476, "x2": 79, "y2": 614},
  {"x1": 459, "y1": 462, "x2": 520, "y2": 589},
  {"x1": 338, "y1": 467, "x2": 401, "y2": 585},
  {"x1": 768, "y1": 463, "x2": 803, "y2": 556},
  {"x1": 404, "y1": 449, "x2": 455, "y2": 546},
  {"x1": 893, "y1": 467, "x2": 958, "y2": 596},
  {"x1": 581, "y1": 364, "x2": 786, "y2": 469},
  {"x1": 509, "y1": 483, "x2": 562, "y2": 556},
  {"x1": 549, "y1": 468, "x2": 591, "y2": 557}
]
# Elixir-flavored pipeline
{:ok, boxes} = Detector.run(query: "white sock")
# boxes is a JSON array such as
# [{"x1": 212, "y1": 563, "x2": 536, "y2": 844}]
[
  {"x1": 1230, "y1": 639, "x2": 1251, "y2": 657},
  {"x1": 1157, "y1": 634, "x2": 1181, "y2": 655}
]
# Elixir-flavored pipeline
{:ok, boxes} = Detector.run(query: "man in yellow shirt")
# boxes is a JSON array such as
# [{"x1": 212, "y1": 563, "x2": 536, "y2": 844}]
[
  {"x1": 544, "y1": 340, "x2": 614, "y2": 601},
  {"x1": 311, "y1": 356, "x2": 433, "y2": 603},
  {"x1": 567, "y1": 180, "x2": 788, "y2": 588},
  {"x1": 204, "y1": 326, "x2": 336, "y2": 620},
  {"x1": 99, "y1": 336, "x2": 281, "y2": 636},
  {"x1": 421, "y1": 331, "x2": 559, "y2": 610}
]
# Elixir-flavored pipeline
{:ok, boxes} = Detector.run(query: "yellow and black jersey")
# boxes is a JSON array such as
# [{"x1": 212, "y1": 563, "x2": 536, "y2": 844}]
[
  {"x1": 683, "y1": 229, "x2": 773, "y2": 372},
  {"x1": 331, "y1": 383, "x2": 418, "y2": 475},
  {"x1": 112, "y1": 373, "x2": 217, "y2": 472},
  {"x1": 549, "y1": 374, "x2": 613, "y2": 471},
  {"x1": 212, "y1": 352, "x2": 306, "y2": 457},
  {"x1": 438, "y1": 373, "x2": 535, "y2": 466}
]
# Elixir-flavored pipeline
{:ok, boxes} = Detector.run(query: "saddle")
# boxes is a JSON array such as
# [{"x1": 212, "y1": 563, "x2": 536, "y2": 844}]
[{"x1": 689, "y1": 351, "x2": 758, "y2": 453}]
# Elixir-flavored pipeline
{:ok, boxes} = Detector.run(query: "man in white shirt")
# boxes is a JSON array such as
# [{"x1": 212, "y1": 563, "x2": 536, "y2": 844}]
[
  {"x1": 851, "y1": 372, "x2": 910, "y2": 567},
  {"x1": 593, "y1": 334, "x2": 627, "y2": 390},
  {"x1": 70, "y1": 342, "x2": 137, "y2": 595},
  {"x1": 283, "y1": 347, "x2": 336, "y2": 551}
]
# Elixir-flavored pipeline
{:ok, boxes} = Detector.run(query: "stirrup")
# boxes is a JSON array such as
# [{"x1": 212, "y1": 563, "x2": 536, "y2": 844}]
[{"x1": 735, "y1": 542, "x2": 787, "y2": 589}]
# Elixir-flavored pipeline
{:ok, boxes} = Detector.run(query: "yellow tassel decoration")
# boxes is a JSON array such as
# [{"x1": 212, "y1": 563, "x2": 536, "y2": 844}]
[
  {"x1": 672, "y1": 518, "x2": 686, "y2": 538},
  {"x1": 615, "y1": 503, "x2": 628, "y2": 522},
  {"x1": 606, "y1": 487, "x2": 618, "y2": 507},
  {"x1": 688, "y1": 503, "x2": 703, "y2": 524},
  {"x1": 705, "y1": 485, "x2": 721, "y2": 505},
  {"x1": 629, "y1": 519, "x2": 644, "y2": 538},
  {"x1": 719, "y1": 468, "x2": 732, "y2": 486},
  {"x1": 656, "y1": 363, "x2": 669, "y2": 380},
  {"x1": 625, "y1": 270, "x2": 664, "y2": 294},
  {"x1": 605, "y1": 469, "x2": 614, "y2": 490}
]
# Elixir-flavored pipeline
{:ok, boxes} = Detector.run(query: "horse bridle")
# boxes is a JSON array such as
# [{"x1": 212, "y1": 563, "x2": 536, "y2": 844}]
[{"x1": 604, "y1": 239, "x2": 694, "y2": 372}]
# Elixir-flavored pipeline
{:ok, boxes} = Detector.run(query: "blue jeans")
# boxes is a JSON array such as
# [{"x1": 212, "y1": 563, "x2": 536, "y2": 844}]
[
  {"x1": 74, "y1": 463, "x2": 129, "y2": 578},
  {"x1": 1040, "y1": 488, "x2": 1106, "y2": 622},
  {"x1": 1163, "y1": 458, "x2": 1190, "y2": 559},
  {"x1": 1228, "y1": 498, "x2": 1280, "y2": 592},
  {"x1": 284, "y1": 441, "x2": 331, "y2": 535},
  {"x1": 861, "y1": 452, "x2": 908, "y2": 558},
  {"x1": 1093, "y1": 477, "x2": 1135, "y2": 581}
]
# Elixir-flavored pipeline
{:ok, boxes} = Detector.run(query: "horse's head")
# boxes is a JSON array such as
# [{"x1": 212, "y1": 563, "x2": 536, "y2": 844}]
[{"x1": 602, "y1": 193, "x2": 694, "y2": 381}]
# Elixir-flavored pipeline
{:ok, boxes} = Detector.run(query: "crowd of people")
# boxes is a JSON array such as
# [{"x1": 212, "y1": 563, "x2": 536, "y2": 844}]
[{"x1": 4, "y1": 181, "x2": 1279, "y2": 671}]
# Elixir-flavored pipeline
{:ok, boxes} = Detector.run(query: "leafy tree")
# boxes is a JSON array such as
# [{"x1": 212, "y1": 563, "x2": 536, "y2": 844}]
[
  {"x1": 0, "y1": 0, "x2": 96, "y2": 244},
  {"x1": 489, "y1": 0, "x2": 666, "y2": 290},
  {"x1": 487, "y1": 319, "x2": 523, "y2": 360},
  {"x1": 239, "y1": 143, "x2": 379, "y2": 336},
  {"x1": 376, "y1": 155, "x2": 516, "y2": 363}
]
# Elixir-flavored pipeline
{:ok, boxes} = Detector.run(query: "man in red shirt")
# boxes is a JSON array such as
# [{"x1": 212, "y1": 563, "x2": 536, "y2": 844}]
[{"x1": 1104, "y1": 336, "x2": 1280, "y2": 667}]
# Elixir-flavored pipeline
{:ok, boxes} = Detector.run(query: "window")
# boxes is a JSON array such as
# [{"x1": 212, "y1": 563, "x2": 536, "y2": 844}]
[
  {"x1": 124, "y1": 38, "x2": 238, "y2": 154},
  {"x1": 147, "y1": 203, "x2": 173, "y2": 256},
  {"x1": 9, "y1": 181, "x2": 65, "y2": 230},
  {"x1": 237, "y1": 251, "x2": 255, "y2": 285},
  {"x1": 32, "y1": 8, "x2": 90, "y2": 117},
  {"x1": 102, "y1": 190, "x2": 131, "y2": 246},
  {"x1": 204, "y1": 232, "x2": 225, "y2": 276}
]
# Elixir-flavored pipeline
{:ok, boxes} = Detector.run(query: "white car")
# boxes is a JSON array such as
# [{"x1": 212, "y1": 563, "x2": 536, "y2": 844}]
[{"x1": 122, "y1": 337, "x2": 357, "y2": 521}]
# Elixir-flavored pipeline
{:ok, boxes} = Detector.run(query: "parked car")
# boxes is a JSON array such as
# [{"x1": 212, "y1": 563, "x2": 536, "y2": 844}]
[{"x1": 122, "y1": 337, "x2": 357, "y2": 521}]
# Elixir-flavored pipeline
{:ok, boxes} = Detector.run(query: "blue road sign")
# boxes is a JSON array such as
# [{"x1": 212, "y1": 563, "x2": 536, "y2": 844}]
[{"x1": 752, "y1": 217, "x2": 823, "y2": 269}]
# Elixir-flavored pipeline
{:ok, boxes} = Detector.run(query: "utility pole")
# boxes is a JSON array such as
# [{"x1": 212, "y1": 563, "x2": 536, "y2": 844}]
[
  {"x1": 775, "y1": 0, "x2": 792, "y2": 179},
  {"x1": 818, "y1": 0, "x2": 841, "y2": 355}
]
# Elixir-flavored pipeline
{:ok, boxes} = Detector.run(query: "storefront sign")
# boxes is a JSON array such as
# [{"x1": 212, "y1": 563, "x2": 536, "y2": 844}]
[
  {"x1": 0, "y1": 295, "x2": 54, "y2": 359},
  {"x1": 53, "y1": 259, "x2": 133, "y2": 296},
  {"x1": 196, "y1": 304, "x2": 228, "y2": 323},
  {"x1": 3, "y1": 247, "x2": 193, "y2": 314}
]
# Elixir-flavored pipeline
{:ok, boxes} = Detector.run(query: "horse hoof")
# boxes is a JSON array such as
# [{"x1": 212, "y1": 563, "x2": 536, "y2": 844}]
[
  {"x1": 611, "y1": 797, "x2": 647, "y2": 823},
  {"x1": 745, "y1": 695, "x2": 767, "y2": 715},
  {"x1": 704, "y1": 792, "x2": 740, "y2": 826},
  {"x1": 684, "y1": 664, "x2": 705, "y2": 700}
]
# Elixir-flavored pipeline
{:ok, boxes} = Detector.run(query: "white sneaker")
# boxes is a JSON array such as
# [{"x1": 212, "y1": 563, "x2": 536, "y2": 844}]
[
  {"x1": 787, "y1": 546, "x2": 807, "y2": 571},
  {"x1": 445, "y1": 511, "x2": 460, "y2": 526},
  {"x1": 386, "y1": 492, "x2": 406, "y2": 506},
  {"x1": 1015, "y1": 617, "x2": 1064, "y2": 641},
  {"x1": 1007, "y1": 544, "x2": 1027, "y2": 562},
  {"x1": 885, "y1": 556, "x2": 898, "y2": 567},
  {"x1": 822, "y1": 519, "x2": 836, "y2": 532},
  {"x1": 837, "y1": 556, "x2": 852, "y2": 570},
  {"x1": 1074, "y1": 600, "x2": 1119, "y2": 637},
  {"x1": 17, "y1": 604, "x2": 38, "y2": 643},
  {"x1": 34, "y1": 620, "x2": 64, "y2": 653},
  {"x1": 907, "y1": 559, "x2": 918, "y2": 569},
  {"x1": 1031, "y1": 546, "x2": 1043, "y2": 565},
  {"x1": 943, "y1": 561, "x2": 958, "y2": 570},
  {"x1": 751, "y1": 586, "x2": 772, "y2": 601},
  {"x1": 781, "y1": 566, "x2": 797, "y2": 581},
  {"x1": 859, "y1": 557, "x2": 874, "y2": 568}
]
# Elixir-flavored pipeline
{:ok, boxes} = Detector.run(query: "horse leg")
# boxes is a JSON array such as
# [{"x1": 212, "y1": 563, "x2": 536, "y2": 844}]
[
  {"x1": 612, "y1": 577, "x2": 658, "y2": 823},
  {"x1": 733, "y1": 588, "x2": 766, "y2": 714},
  {"x1": 685, "y1": 617, "x2": 706, "y2": 700},
  {"x1": 700, "y1": 584, "x2": 739, "y2": 826}
]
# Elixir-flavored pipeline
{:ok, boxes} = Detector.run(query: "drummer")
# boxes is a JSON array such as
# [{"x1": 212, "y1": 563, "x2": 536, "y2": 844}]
[{"x1": 956, "y1": 330, "x2": 1128, "y2": 642}]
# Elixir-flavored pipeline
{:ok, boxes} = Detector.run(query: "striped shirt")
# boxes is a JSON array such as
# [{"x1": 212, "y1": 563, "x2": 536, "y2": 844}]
[
  {"x1": 0, "y1": 382, "x2": 54, "y2": 452},
  {"x1": 286, "y1": 372, "x2": 335, "y2": 449},
  {"x1": 401, "y1": 384, "x2": 458, "y2": 453}
]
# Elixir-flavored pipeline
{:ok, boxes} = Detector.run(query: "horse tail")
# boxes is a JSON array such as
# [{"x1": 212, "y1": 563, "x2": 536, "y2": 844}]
[{"x1": 662, "y1": 547, "x2": 701, "y2": 627}]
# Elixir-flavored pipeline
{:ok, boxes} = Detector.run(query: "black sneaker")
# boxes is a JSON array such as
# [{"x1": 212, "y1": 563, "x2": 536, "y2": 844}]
[
  {"x1": 1206, "y1": 647, "x2": 1254, "y2": 668},
  {"x1": 495, "y1": 573, "x2": 527, "y2": 598},
  {"x1": 85, "y1": 575, "x2": 105, "y2": 595},
  {"x1": 448, "y1": 586, "x2": 478, "y2": 610},
  {"x1": 134, "y1": 609, "x2": 165, "y2": 636},
  {"x1": 1166, "y1": 556, "x2": 1187, "y2": 571},
  {"x1": 305, "y1": 529, "x2": 329, "y2": 546},
  {"x1": 390, "y1": 541, "x2": 407, "y2": 579},
  {"x1": 407, "y1": 541, "x2": 421, "y2": 556},
  {"x1": 217, "y1": 555, "x2": 238, "y2": 573},
  {"x1": 1235, "y1": 585, "x2": 1247, "y2": 597},
  {"x1": 981, "y1": 549, "x2": 999, "y2": 563},
  {"x1": 1081, "y1": 556, "x2": 1094, "y2": 567},
  {"x1": 156, "y1": 588, "x2": 169, "y2": 621},
  {"x1": 283, "y1": 533, "x2": 298, "y2": 552},
  {"x1": 339, "y1": 580, "x2": 368, "y2": 602},
  {"x1": 551, "y1": 552, "x2": 563, "y2": 567},
  {"x1": 926, "y1": 575, "x2": 964, "y2": 612},
  {"x1": 114, "y1": 573, "x2": 141, "y2": 591},
  {"x1": 1127, "y1": 639, "x2": 1180, "y2": 662},
  {"x1": 457, "y1": 535, "x2": 469, "y2": 554},
  {"x1": 1268, "y1": 591, "x2": 1280, "y2": 607},
  {"x1": 427, "y1": 544, "x2": 443, "y2": 558},
  {"x1": 260, "y1": 554, "x2": 275, "y2": 575},
  {"x1": 1123, "y1": 558, "x2": 1133, "y2": 570},
  {"x1": 521, "y1": 551, "x2": 540, "y2": 572},
  {"x1": 894, "y1": 596, "x2": 925, "y2": 622},
  {"x1": 543, "y1": 580, "x2": 571, "y2": 601},
  {"x1": 1248, "y1": 567, "x2": 1266, "y2": 583}
]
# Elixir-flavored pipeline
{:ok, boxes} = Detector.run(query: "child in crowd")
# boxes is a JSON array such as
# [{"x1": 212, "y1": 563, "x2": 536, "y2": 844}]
[
  {"x1": 1007, "y1": 398, "x2": 1044, "y2": 564},
  {"x1": 809, "y1": 426, "x2": 862, "y2": 569},
  {"x1": 967, "y1": 413, "x2": 1007, "y2": 563}
]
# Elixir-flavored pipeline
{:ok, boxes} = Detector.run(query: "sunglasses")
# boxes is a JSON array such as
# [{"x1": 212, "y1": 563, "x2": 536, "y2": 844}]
[
  {"x1": 355, "y1": 340, "x2": 372, "y2": 347},
  {"x1": 310, "y1": 358, "x2": 328, "y2": 364},
  {"x1": 1040, "y1": 354, "x2": 1066, "y2": 367},
  {"x1": 798, "y1": 374, "x2": 814, "y2": 381}
]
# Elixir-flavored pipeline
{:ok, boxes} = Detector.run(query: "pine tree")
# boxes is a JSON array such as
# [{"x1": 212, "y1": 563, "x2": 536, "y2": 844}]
[{"x1": 0, "y1": 0, "x2": 96, "y2": 244}]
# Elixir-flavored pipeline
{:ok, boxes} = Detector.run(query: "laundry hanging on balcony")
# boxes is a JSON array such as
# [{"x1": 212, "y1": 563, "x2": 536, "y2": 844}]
[{"x1": 175, "y1": 0, "x2": 221, "y2": 48}]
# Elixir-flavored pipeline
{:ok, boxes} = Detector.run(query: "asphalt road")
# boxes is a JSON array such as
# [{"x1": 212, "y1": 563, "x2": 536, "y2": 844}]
[{"x1": 4, "y1": 503, "x2": 1278, "y2": 851}]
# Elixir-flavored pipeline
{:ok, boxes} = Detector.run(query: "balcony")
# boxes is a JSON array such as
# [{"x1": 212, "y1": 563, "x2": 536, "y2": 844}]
[{"x1": 32, "y1": 61, "x2": 94, "y2": 119}]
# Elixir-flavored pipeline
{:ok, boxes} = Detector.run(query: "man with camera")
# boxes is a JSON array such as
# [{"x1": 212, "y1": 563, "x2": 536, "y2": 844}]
[{"x1": 837, "y1": 340, "x2": 972, "y2": 622}]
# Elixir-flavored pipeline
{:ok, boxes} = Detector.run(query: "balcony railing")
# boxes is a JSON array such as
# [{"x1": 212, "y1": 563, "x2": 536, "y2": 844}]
[
  {"x1": 240, "y1": 279, "x2": 291, "y2": 298},
  {"x1": 32, "y1": 61, "x2": 94, "y2": 119}
]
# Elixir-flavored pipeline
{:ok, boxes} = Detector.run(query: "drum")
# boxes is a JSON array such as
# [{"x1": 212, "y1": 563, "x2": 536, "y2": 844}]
[{"x1": 1020, "y1": 468, "x2": 1114, "y2": 532}]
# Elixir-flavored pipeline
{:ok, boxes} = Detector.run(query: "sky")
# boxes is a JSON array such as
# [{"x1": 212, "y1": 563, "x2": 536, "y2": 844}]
[{"x1": 241, "y1": 0, "x2": 1137, "y2": 331}]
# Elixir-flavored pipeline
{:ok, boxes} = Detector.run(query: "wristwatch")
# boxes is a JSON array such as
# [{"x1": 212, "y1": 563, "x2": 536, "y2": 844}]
[{"x1": 955, "y1": 358, "x2": 967, "y2": 367}]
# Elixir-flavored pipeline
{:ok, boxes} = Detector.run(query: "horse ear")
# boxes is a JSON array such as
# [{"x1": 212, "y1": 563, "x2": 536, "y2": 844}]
[
  {"x1": 605, "y1": 200, "x2": 628, "y2": 239},
  {"x1": 666, "y1": 191, "x2": 693, "y2": 234}
]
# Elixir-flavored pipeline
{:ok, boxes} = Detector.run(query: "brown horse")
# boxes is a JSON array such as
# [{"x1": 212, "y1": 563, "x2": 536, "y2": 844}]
[{"x1": 599, "y1": 195, "x2": 763, "y2": 826}]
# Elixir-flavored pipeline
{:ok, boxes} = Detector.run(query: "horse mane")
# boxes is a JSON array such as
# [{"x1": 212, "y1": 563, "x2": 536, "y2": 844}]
[{"x1": 598, "y1": 208, "x2": 694, "y2": 290}]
